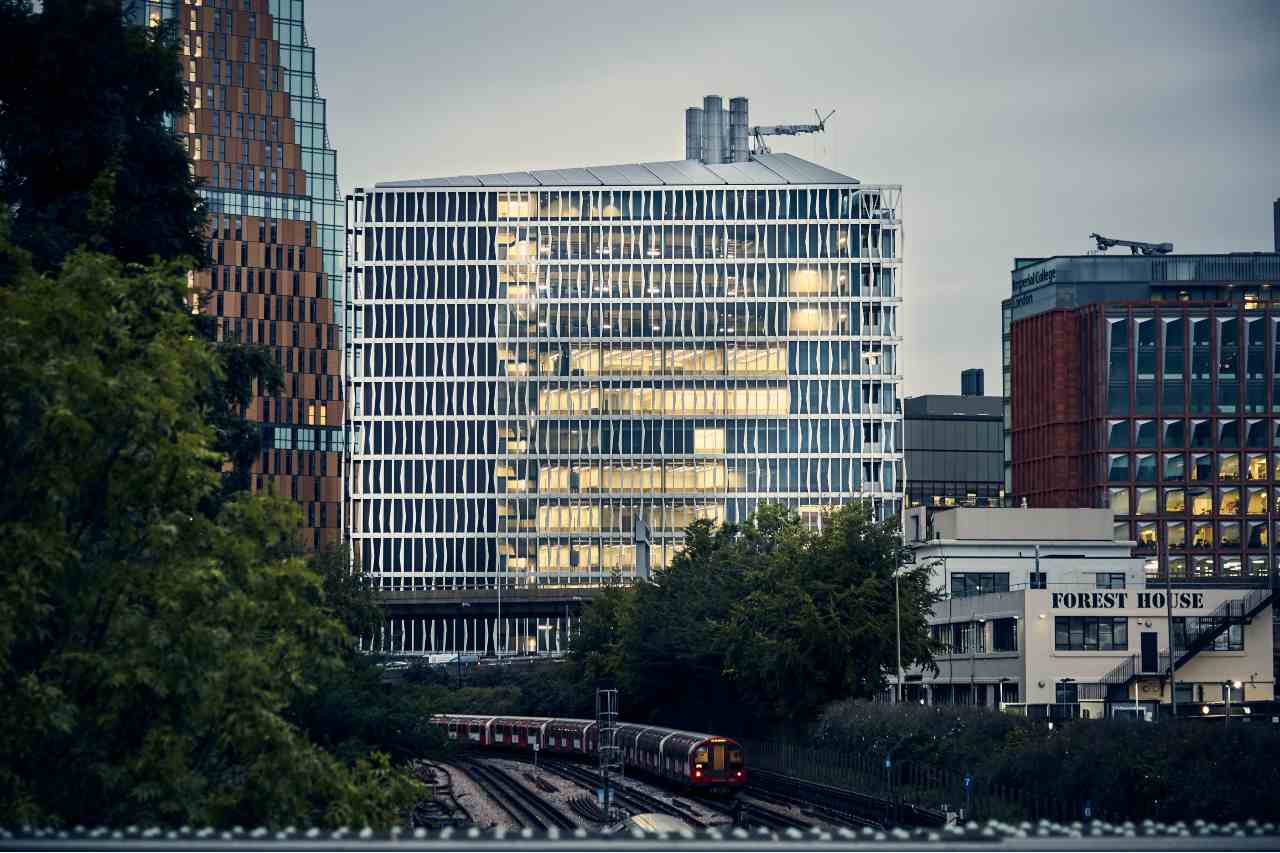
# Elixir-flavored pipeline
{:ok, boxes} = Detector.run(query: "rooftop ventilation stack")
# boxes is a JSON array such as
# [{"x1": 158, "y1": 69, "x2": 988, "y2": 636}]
[
  {"x1": 701, "y1": 95, "x2": 724, "y2": 165},
  {"x1": 729, "y1": 97, "x2": 750, "y2": 162},
  {"x1": 685, "y1": 107, "x2": 704, "y2": 161}
]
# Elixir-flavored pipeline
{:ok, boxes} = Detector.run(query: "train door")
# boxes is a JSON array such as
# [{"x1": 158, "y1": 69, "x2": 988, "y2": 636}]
[{"x1": 711, "y1": 743, "x2": 725, "y2": 773}]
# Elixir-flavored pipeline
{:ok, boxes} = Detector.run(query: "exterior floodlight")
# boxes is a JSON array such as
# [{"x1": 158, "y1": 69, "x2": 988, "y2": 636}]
[{"x1": 1201, "y1": 705, "x2": 1211, "y2": 715}]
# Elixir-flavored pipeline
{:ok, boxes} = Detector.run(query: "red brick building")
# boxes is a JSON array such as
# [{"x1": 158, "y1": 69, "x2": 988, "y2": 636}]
[{"x1": 1003, "y1": 251, "x2": 1280, "y2": 582}]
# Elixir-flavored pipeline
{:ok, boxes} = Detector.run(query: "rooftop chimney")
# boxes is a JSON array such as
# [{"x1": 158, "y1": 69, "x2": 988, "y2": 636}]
[
  {"x1": 701, "y1": 95, "x2": 724, "y2": 165},
  {"x1": 684, "y1": 107, "x2": 704, "y2": 161},
  {"x1": 729, "y1": 97, "x2": 750, "y2": 163}
]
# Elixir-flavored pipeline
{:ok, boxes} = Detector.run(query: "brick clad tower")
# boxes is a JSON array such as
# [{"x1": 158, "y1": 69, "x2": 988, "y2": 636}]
[{"x1": 134, "y1": 0, "x2": 345, "y2": 549}]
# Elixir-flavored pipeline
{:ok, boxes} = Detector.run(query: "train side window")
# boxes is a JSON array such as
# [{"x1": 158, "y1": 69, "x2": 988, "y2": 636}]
[
  {"x1": 694, "y1": 747, "x2": 709, "y2": 764},
  {"x1": 727, "y1": 748, "x2": 743, "y2": 766}
]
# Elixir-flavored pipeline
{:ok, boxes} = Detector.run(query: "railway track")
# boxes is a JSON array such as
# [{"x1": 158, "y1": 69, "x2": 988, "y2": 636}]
[
  {"x1": 415, "y1": 761, "x2": 471, "y2": 827},
  {"x1": 456, "y1": 760, "x2": 577, "y2": 832},
  {"x1": 749, "y1": 767, "x2": 941, "y2": 829},
  {"x1": 744, "y1": 777, "x2": 881, "y2": 830},
  {"x1": 541, "y1": 758, "x2": 813, "y2": 833},
  {"x1": 735, "y1": 800, "x2": 813, "y2": 831},
  {"x1": 539, "y1": 760, "x2": 708, "y2": 829}
]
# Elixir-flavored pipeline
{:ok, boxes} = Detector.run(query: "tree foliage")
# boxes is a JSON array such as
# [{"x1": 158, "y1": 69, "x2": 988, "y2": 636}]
[
  {"x1": 570, "y1": 503, "x2": 938, "y2": 733},
  {"x1": 0, "y1": 235, "x2": 423, "y2": 828},
  {"x1": 0, "y1": 0, "x2": 436, "y2": 829},
  {"x1": 0, "y1": 0, "x2": 207, "y2": 272}
]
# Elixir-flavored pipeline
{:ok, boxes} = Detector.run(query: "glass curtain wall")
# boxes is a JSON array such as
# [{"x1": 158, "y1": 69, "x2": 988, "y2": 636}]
[{"x1": 348, "y1": 184, "x2": 903, "y2": 589}]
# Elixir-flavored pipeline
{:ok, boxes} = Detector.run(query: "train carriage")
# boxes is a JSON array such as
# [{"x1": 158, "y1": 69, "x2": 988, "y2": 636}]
[
  {"x1": 617, "y1": 723, "x2": 745, "y2": 789},
  {"x1": 430, "y1": 713, "x2": 744, "y2": 790}
]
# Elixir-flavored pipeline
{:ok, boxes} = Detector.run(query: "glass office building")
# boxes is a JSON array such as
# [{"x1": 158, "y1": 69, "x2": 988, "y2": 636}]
[
  {"x1": 133, "y1": 0, "x2": 346, "y2": 548},
  {"x1": 347, "y1": 153, "x2": 903, "y2": 589}
]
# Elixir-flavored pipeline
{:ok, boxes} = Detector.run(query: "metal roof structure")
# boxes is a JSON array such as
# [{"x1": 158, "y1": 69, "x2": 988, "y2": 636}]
[{"x1": 377, "y1": 153, "x2": 859, "y2": 189}]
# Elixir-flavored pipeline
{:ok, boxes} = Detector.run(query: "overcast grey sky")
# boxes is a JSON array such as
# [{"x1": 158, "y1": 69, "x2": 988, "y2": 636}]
[{"x1": 307, "y1": 0, "x2": 1280, "y2": 396}]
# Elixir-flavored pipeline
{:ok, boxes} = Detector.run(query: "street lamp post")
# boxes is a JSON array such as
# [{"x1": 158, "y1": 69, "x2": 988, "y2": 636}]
[
  {"x1": 895, "y1": 570, "x2": 903, "y2": 704},
  {"x1": 970, "y1": 615, "x2": 985, "y2": 707},
  {"x1": 459, "y1": 602, "x2": 470, "y2": 688},
  {"x1": 1226, "y1": 680, "x2": 1242, "y2": 727}
]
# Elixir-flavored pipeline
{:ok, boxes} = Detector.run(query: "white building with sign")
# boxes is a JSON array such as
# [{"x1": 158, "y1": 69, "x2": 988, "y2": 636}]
[
  {"x1": 904, "y1": 505, "x2": 1145, "y2": 595},
  {"x1": 900, "y1": 507, "x2": 1275, "y2": 718}
]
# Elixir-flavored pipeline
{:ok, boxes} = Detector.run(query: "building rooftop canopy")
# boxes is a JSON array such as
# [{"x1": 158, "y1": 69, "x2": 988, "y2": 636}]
[{"x1": 377, "y1": 152, "x2": 861, "y2": 189}]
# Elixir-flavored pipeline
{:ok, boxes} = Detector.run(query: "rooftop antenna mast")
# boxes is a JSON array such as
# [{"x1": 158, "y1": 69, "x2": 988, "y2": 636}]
[{"x1": 751, "y1": 109, "x2": 835, "y2": 155}]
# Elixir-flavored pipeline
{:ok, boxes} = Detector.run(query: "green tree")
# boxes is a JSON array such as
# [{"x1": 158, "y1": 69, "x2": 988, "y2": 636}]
[
  {"x1": 613, "y1": 519, "x2": 751, "y2": 731},
  {"x1": 0, "y1": 0, "x2": 281, "y2": 509},
  {"x1": 569, "y1": 503, "x2": 939, "y2": 733},
  {"x1": 0, "y1": 0, "x2": 207, "y2": 272},
  {"x1": 720, "y1": 503, "x2": 938, "y2": 722},
  {"x1": 0, "y1": 235, "x2": 420, "y2": 828}
]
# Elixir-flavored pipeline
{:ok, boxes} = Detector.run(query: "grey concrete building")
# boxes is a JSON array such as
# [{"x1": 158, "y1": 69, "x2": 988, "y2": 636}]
[{"x1": 904, "y1": 373, "x2": 1003, "y2": 511}]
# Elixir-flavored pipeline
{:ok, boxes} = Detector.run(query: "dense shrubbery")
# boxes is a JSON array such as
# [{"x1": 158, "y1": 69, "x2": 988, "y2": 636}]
[{"x1": 815, "y1": 701, "x2": 1280, "y2": 822}]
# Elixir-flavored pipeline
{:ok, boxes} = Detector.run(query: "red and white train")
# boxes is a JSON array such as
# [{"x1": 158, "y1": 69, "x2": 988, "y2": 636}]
[{"x1": 430, "y1": 714, "x2": 746, "y2": 790}]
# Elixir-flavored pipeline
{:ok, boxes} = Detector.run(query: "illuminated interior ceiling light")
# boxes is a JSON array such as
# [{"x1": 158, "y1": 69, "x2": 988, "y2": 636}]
[{"x1": 647, "y1": 248, "x2": 660, "y2": 257}]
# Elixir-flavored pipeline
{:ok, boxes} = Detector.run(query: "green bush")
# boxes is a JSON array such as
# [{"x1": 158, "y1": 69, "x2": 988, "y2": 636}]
[{"x1": 815, "y1": 701, "x2": 1280, "y2": 822}]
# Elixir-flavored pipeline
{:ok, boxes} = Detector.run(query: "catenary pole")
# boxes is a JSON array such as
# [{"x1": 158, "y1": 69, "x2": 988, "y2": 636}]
[{"x1": 1166, "y1": 558, "x2": 1176, "y2": 719}]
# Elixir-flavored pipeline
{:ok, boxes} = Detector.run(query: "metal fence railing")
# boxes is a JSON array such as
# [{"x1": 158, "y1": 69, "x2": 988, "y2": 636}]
[{"x1": 742, "y1": 738, "x2": 1093, "y2": 824}]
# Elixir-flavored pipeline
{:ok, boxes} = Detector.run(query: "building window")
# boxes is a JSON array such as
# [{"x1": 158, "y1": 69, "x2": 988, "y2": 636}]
[
  {"x1": 1095, "y1": 573, "x2": 1126, "y2": 589},
  {"x1": 951, "y1": 572, "x2": 1009, "y2": 598},
  {"x1": 1054, "y1": 616, "x2": 1128, "y2": 651},
  {"x1": 991, "y1": 617, "x2": 1018, "y2": 652},
  {"x1": 1055, "y1": 681, "x2": 1079, "y2": 704},
  {"x1": 1173, "y1": 618, "x2": 1243, "y2": 652}
]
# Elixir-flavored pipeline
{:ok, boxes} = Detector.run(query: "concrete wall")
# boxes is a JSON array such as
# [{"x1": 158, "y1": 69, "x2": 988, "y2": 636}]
[{"x1": 931, "y1": 507, "x2": 1116, "y2": 542}]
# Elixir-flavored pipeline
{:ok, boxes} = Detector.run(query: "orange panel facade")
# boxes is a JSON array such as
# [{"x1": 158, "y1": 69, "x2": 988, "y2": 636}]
[{"x1": 173, "y1": 0, "x2": 344, "y2": 549}]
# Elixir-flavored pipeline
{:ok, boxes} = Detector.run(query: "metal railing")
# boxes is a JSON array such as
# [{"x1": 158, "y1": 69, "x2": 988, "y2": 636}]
[
  {"x1": 741, "y1": 739, "x2": 1090, "y2": 824},
  {"x1": 1100, "y1": 589, "x2": 1273, "y2": 692}
]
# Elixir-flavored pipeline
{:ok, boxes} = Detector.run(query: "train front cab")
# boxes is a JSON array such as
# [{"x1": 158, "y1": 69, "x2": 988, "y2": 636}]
[{"x1": 692, "y1": 737, "x2": 745, "y2": 788}]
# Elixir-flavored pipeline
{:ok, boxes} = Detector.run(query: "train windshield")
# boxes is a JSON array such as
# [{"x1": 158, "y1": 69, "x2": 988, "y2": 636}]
[
  {"x1": 693, "y1": 747, "x2": 709, "y2": 765},
  {"x1": 727, "y1": 748, "x2": 743, "y2": 767}
]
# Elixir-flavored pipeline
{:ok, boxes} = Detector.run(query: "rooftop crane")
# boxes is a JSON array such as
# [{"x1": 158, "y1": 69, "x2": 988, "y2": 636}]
[
  {"x1": 750, "y1": 109, "x2": 835, "y2": 154},
  {"x1": 1089, "y1": 232, "x2": 1174, "y2": 256}
]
